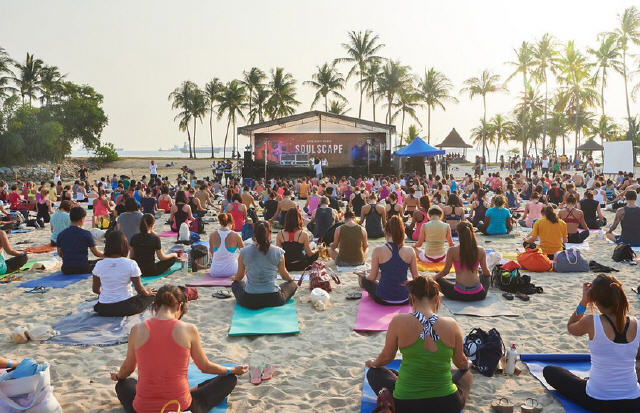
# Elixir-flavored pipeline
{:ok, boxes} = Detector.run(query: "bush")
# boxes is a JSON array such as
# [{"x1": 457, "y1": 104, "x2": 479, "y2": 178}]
[{"x1": 91, "y1": 142, "x2": 120, "y2": 163}]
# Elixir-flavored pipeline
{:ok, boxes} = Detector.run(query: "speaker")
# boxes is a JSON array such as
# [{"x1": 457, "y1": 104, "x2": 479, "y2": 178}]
[
  {"x1": 383, "y1": 150, "x2": 391, "y2": 166},
  {"x1": 244, "y1": 150, "x2": 253, "y2": 165}
]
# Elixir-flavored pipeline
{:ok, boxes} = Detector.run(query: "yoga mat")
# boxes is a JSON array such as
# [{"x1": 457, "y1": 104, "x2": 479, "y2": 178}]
[
  {"x1": 157, "y1": 230, "x2": 178, "y2": 238},
  {"x1": 361, "y1": 359, "x2": 402, "y2": 413},
  {"x1": 140, "y1": 262, "x2": 181, "y2": 285},
  {"x1": 10, "y1": 229, "x2": 33, "y2": 234},
  {"x1": 187, "y1": 364, "x2": 229, "y2": 412},
  {"x1": 354, "y1": 291, "x2": 411, "y2": 332},
  {"x1": 277, "y1": 272, "x2": 309, "y2": 281},
  {"x1": 193, "y1": 239, "x2": 210, "y2": 248},
  {"x1": 17, "y1": 271, "x2": 91, "y2": 289},
  {"x1": 0, "y1": 260, "x2": 39, "y2": 280},
  {"x1": 228, "y1": 299, "x2": 299, "y2": 336},
  {"x1": 337, "y1": 265, "x2": 368, "y2": 272},
  {"x1": 565, "y1": 242, "x2": 590, "y2": 250},
  {"x1": 605, "y1": 239, "x2": 640, "y2": 252},
  {"x1": 442, "y1": 293, "x2": 518, "y2": 317},
  {"x1": 417, "y1": 261, "x2": 445, "y2": 272},
  {"x1": 49, "y1": 300, "x2": 148, "y2": 346},
  {"x1": 24, "y1": 244, "x2": 55, "y2": 254},
  {"x1": 187, "y1": 275, "x2": 233, "y2": 287},
  {"x1": 520, "y1": 353, "x2": 591, "y2": 413}
]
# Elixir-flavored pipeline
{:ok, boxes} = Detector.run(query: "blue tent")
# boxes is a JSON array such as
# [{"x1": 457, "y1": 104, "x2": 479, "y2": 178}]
[{"x1": 394, "y1": 137, "x2": 445, "y2": 157}]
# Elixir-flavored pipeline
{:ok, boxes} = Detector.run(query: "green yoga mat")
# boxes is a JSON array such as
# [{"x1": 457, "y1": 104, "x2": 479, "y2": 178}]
[
  {"x1": 0, "y1": 260, "x2": 39, "y2": 280},
  {"x1": 228, "y1": 299, "x2": 299, "y2": 336},
  {"x1": 140, "y1": 262, "x2": 182, "y2": 285}
]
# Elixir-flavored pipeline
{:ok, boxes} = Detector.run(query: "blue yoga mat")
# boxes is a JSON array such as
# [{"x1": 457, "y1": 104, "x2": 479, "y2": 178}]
[
  {"x1": 17, "y1": 271, "x2": 91, "y2": 289},
  {"x1": 228, "y1": 299, "x2": 299, "y2": 336},
  {"x1": 521, "y1": 353, "x2": 592, "y2": 413},
  {"x1": 361, "y1": 360, "x2": 401, "y2": 413},
  {"x1": 49, "y1": 300, "x2": 147, "y2": 346},
  {"x1": 187, "y1": 364, "x2": 230, "y2": 412},
  {"x1": 140, "y1": 262, "x2": 182, "y2": 285},
  {"x1": 10, "y1": 229, "x2": 33, "y2": 234}
]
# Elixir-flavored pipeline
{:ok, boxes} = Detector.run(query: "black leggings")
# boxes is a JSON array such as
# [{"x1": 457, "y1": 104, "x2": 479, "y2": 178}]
[
  {"x1": 567, "y1": 230, "x2": 589, "y2": 244},
  {"x1": 285, "y1": 252, "x2": 319, "y2": 271},
  {"x1": 360, "y1": 275, "x2": 408, "y2": 306},
  {"x1": 93, "y1": 295, "x2": 155, "y2": 317},
  {"x1": 115, "y1": 374, "x2": 237, "y2": 413},
  {"x1": 231, "y1": 280, "x2": 297, "y2": 310},
  {"x1": 4, "y1": 254, "x2": 28, "y2": 274},
  {"x1": 436, "y1": 275, "x2": 490, "y2": 302},
  {"x1": 367, "y1": 367, "x2": 472, "y2": 413},
  {"x1": 543, "y1": 366, "x2": 640, "y2": 413},
  {"x1": 61, "y1": 259, "x2": 99, "y2": 275},
  {"x1": 140, "y1": 257, "x2": 178, "y2": 277}
]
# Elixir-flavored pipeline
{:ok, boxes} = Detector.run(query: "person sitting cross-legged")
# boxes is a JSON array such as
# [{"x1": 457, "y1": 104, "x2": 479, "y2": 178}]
[{"x1": 57, "y1": 206, "x2": 104, "y2": 274}]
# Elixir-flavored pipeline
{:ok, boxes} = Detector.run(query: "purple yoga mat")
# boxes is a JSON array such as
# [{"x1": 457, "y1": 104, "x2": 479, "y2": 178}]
[
  {"x1": 353, "y1": 291, "x2": 411, "y2": 332},
  {"x1": 186, "y1": 275, "x2": 233, "y2": 287},
  {"x1": 157, "y1": 230, "x2": 178, "y2": 238}
]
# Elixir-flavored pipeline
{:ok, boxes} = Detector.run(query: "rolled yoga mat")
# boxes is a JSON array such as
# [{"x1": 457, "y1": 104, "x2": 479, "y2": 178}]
[
  {"x1": 228, "y1": 299, "x2": 299, "y2": 336},
  {"x1": 353, "y1": 291, "x2": 411, "y2": 332}
]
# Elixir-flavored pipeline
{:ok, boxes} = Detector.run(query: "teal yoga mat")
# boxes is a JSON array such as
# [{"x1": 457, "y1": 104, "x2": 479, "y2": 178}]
[
  {"x1": 140, "y1": 262, "x2": 182, "y2": 285},
  {"x1": 187, "y1": 364, "x2": 230, "y2": 412},
  {"x1": 228, "y1": 299, "x2": 299, "y2": 336}
]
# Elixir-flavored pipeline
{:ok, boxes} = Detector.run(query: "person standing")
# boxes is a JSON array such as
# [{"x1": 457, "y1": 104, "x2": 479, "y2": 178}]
[
  {"x1": 314, "y1": 159, "x2": 323, "y2": 180},
  {"x1": 79, "y1": 164, "x2": 89, "y2": 188},
  {"x1": 149, "y1": 160, "x2": 158, "y2": 185}
]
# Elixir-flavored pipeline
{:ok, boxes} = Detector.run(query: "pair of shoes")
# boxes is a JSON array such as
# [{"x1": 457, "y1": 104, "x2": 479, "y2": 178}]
[
  {"x1": 491, "y1": 397, "x2": 543, "y2": 412},
  {"x1": 249, "y1": 364, "x2": 275, "y2": 385}
]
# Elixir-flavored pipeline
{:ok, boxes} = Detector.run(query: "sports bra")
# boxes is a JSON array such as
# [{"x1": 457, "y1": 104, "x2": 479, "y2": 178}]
[
  {"x1": 564, "y1": 208, "x2": 580, "y2": 225},
  {"x1": 452, "y1": 259, "x2": 479, "y2": 272},
  {"x1": 212, "y1": 229, "x2": 238, "y2": 253},
  {"x1": 602, "y1": 314, "x2": 631, "y2": 344},
  {"x1": 444, "y1": 207, "x2": 463, "y2": 221}
]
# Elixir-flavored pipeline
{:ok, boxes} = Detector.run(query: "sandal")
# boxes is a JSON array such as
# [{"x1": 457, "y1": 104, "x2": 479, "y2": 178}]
[
  {"x1": 515, "y1": 292, "x2": 530, "y2": 302},
  {"x1": 249, "y1": 366, "x2": 262, "y2": 385},
  {"x1": 491, "y1": 397, "x2": 514, "y2": 413},
  {"x1": 261, "y1": 364, "x2": 275, "y2": 381},
  {"x1": 346, "y1": 291, "x2": 362, "y2": 300},
  {"x1": 25, "y1": 286, "x2": 49, "y2": 294},
  {"x1": 520, "y1": 398, "x2": 543, "y2": 412},
  {"x1": 212, "y1": 290, "x2": 232, "y2": 299},
  {"x1": 502, "y1": 292, "x2": 514, "y2": 300}
]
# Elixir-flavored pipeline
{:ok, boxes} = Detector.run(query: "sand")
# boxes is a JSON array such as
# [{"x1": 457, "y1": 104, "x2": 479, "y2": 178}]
[{"x1": 1, "y1": 161, "x2": 636, "y2": 412}]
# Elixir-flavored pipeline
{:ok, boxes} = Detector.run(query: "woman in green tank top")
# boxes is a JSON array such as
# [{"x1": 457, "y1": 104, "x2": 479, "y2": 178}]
[{"x1": 365, "y1": 276, "x2": 473, "y2": 412}]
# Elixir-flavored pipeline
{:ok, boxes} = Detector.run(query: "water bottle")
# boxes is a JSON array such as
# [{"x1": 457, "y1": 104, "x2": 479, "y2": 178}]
[{"x1": 506, "y1": 344, "x2": 518, "y2": 375}]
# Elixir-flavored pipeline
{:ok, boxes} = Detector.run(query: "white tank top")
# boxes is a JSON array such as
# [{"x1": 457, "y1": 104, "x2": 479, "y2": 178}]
[
  {"x1": 210, "y1": 229, "x2": 239, "y2": 277},
  {"x1": 586, "y1": 315, "x2": 640, "y2": 400}
]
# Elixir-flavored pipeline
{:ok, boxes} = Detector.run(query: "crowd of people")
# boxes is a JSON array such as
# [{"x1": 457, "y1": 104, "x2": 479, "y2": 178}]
[{"x1": 2, "y1": 157, "x2": 640, "y2": 412}]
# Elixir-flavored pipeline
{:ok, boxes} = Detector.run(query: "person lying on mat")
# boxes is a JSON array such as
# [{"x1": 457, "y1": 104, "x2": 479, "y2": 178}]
[
  {"x1": 0, "y1": 230, "x2": 28, "y2": 275},
  {"x1": 433, "y1": 222, "x2": 490, "y2": 302},
  {"x1": 112, "y1": 285, "x2": 248, "y2": 413},
  {"x1": 276, "y1": 208, "x2": 318, "y2": 271},
  {"x1": 413, "y1": 206, "x2": 454, "y2": 263},
  {"x1": 558, "y1": 194, "x2": 589, "y2": 244},
  {"x1": 130, "y1": 214, "x2": 178, "y2": 277},
  {"x1": 359, "y1": 216, "x2": 418, "y2": 306},
  {"x1": 209, "y1": 213, "x2": 243, "y2": 278},
  {"x1": 478, "y1": 195, "x2": 512, "y2": 235},
  {"x1": 93, "y1": 231, "x2": 155, "y2": 317},
  {"x1": 50, "y1": 200, "x2": 72, "y2": 247},
  {"x1": 543, "y1": 274, "x2": 640, "y2": 412},
  {"x1": 606, "y1": 190, "x2": 640, "y2": 247},
  {"x1": 329, "y1": 208, "x2": 368, "y2": 267},
  {"x1": 231, "y1": 221, "x2": 297, "y2": 310},
  {"x1": 57, "y1": 206, "x2": 104, "y2": 274},
  {"x1": 523, "y1": 205, "x2": 568, "y2": 259},
  {"x1": 365, "y1": 276, "x2": 473, "y2": 412}
]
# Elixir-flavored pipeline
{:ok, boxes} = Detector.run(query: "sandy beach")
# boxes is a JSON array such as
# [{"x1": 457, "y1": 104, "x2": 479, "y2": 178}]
[{"x1": 0, "y1": 160, "x2": 636, "y2": 413}]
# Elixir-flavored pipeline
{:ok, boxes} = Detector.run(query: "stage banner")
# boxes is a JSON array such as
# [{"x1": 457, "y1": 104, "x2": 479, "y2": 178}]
[{"x1": 254, "y1": 133, "x2": 385, "y2": 168}]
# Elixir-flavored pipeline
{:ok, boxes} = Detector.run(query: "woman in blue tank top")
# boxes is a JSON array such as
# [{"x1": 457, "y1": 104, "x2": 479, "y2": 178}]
[{"x1": 359, "y1": 216, "x2": 419, "y2": 305}]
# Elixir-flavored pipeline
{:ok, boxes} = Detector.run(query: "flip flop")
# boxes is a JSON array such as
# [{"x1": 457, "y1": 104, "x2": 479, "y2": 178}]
[
  {"x1": 515, "y1": 292, "x2": 530, "y2": 302},
  {"x1": 25, "y1": 286, "x2": 49, "y2": 294},
  {"x1": 491, "y1": 397, "x2": 514, "y2": 413},
  {"x1": 249, "y1": 366, "x2": 262, "y2": 385},
  {"x1": 520, "y1": 398, "x2": 543, "y2": 413},
  {"x1": 502, "y1": 292, "x2": 514, "y2": 300},
  {"x1": 261, "y1": 364, "x2": 275, "y2": 381},
  {"x1": 346, "y1": 292, "x2": 362, "y2": 300},
  {"x1": 212, "y1": 290, "x2": 232, "y2": 299}
]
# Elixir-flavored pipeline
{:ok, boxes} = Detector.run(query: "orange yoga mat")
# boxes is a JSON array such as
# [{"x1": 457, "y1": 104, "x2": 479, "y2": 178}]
[{"x1": 25, "y1": 245, "x2": 55, "y2": 254}]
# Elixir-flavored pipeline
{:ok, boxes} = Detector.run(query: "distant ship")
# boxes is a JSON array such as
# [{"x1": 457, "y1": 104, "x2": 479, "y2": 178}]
[
  {"x1": 158, "y1": 143, "x2": 228, "y2": 153},
  {"x1": 158, "y1": 145, "x2": 181, "y2": 151},
  {"x1": 115, "y1": 147, "x2": 124, "y2": 151}
]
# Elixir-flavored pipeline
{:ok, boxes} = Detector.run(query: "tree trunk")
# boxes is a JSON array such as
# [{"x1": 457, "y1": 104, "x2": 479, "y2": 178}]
[
  {"x1": 401, "y1": 110, "x2": 405, "y2": 145},
  {"x1": 601, "y1": 70, "x2": 606, "y2": 118},
  {"x1": 495, "y1": 136, "x2": 500, "y2": 163},
  {"x1": 325, "y1": 95, "x2": 328, "y2": 112},
  {"x1": 427, "y1": 106, "x2": 431, "y2": 144},
  {"x1": 521, "y1": 73, "x2": 527, "y2": 157},
  {"x1": 542, "y1": 73, "x2": 548, "y2": 153},
  {"x1": 623, "y1": 48, "x2": 632, "y2": 132},
  {"x1": 192, "y1": 118, "x2": 198, "y2": 159},
  {"x1": 209, "y1": 105, "x2": 215, "y2": 158},
  {"x1": 482, "y1": 95, "x2": 487, "y2": 162},
  {"x1": 223, "y1": 116, "x2": 231, "y2": 160},
  {"x1": 248, "y1": 88, "x2": 253, "y2": 125},
  {"x1": 371, "y1": 86, "x2": 376, "y2": 122},
  {"x1": 358, "y1": 72, "x2": 364, "y2": 118},
  {"x1": 562, "y1": 134, "x2": 566, "y2": 155},
  {"x1": 187, "y1": 125, "x2": 193, "y2": 159}
]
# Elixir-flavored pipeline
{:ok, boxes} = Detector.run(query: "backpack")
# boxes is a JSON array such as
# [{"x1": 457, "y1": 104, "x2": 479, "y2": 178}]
[
  {"x1": 491, "y1": 265, "x2": 542, "y2": 295},
  {"x1": 189, "y1": 216, "x2": 205, "y2": 234},
  {"x1": 612, "y1": 244, "x2": 636, "y2": 262},
  {"x1": 189, "y1": 244, "x2": 209, "y2": 272},
  {"x1": 554, "y1": 248, "x2": 589, "y2": 272},
  {"x1": 241, "y1": 222, "x2": 254, "y2": 241},
  {"x1": 517, "y1": 248, "x2": 552, "y2": 272},
  {"x1": 463, "y1": 328, "x2": 505, "y2": 377},
  {"x1": 298, "y1": 262, "x2": 340, "y2": 293}
]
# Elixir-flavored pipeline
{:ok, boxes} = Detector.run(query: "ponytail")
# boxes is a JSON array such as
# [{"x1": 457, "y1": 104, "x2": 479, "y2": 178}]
[
  {"x1": 611, "y1": 282, "x2": 630, "y2": 333},
  {"x1": 385, "y1": 215, "x2": 405, "y2": 247},
  {"x1": 588, "y1": 274, "x2": 629, "y2": 332},
  {"x1": 544, "y1": 206, "x2": 558, "y2": 223},
  {"x1": 406, "y1": 276, "x2": 440, "y2": 302},
  {"x1": 253, "y1": 221, "x2": 271, "y2": 255},
  {"x1": 456, "y1": 221, "x2": 479, "y2": 270},
  {"x1": 139, "y1": 213, "x2": 155, "y2": 234},
  {"x1": 153, "y1": 285, "x2": 187, "y2": 315},
  {"x1": 218, "y1": 213, "x2": 234, "y2": 228}
]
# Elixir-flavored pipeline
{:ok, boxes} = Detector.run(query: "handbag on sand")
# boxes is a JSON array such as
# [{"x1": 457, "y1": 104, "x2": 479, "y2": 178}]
[
  {"x1": 298, "y1": 262, "x2": 340, "y2": 292},
  {"x1": 160, "y1": 400, "x2": 191, "y2": 413},
  {"x1": 554, "y1": 249, "x2": 589, "y2": 272},
  {"x1": 0, "y1": 363, "x2": 61, "y2": 413},
  {"x1": 517, "y1": 248, "x2": 552, "y2": 272}
]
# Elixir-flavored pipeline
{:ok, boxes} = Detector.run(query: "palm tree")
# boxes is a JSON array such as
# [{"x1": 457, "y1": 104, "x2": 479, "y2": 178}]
[
  {"x1": 304, "y1": 62, "x2": 346, "y2": 111},
  {"x1": 189, "y1": 86, "x2": 207, "y2": 159},
  {"x1": 460, "y1": 69, "x2": 503, "y2": 161},
  {"x1": 266, "y1": 67, "x2": 299, "y2": 120},
  {"x1": 547, "y1": 110, "x2": 570, "y2": 154},
  {"x1": 606, "y1": 6, "x2": 640, "y2": 130},
  {"x1": 335, "y1": 30, "x2": 385, "y2": 118},
  {"x1": 241, "y1": 67, "x2": 266, "y2": 125},
  {"x1": 169, "y1": 81, "x2": 198, "y2": 158},
  {"x1": 514, "y1": 86, "x2": 544, "y2": 155},
  {"x1": 358, "y1": 61, "x2": 381, "y2": 121},
  {"x1": 588, "y1": 34, "x2": 623, "y2": 117},
  {"x1": 248, "y1": 84, "x2": 270, "y2": 124},
  {"x1": 217, "y1": 80, "x2": 247, "y2": 159},
  {"x1": 13, "y1": 53, "x2": 43, "y2": 105},
  {"x1": 489, "y1": 114, "x2": 512, "y2": 163},
  {"x1": 470, "y1": 119, "x2": 492, "y2": 159},
  {"x1": 531, "y1": 33, "x2": 559, "y2": 151},
  {"x1": 590, "y1": 114, "x2": 621, "y2": 144},
  {"x1": 405, "y1": 124, "x2": 420, "y2": 145},
  {"x1": 506, "y1": 41, "x2": 534, "y2": 156},
  {"x1": 38, "y1": 65, "x2": 65, "y2": 106},
  {"x1": 377, "y1": 60, "x2": 413, "y2": 149},
  {"x1": 0, "y1": 47, "x2": 15, "y2": 101},
  {"x1": 328, "y1": 100, "x2": 350, "y2": 115},
  {"x1": 392, "y1": 87, "x2": 422, "y2": 146},
  {"x1": 418, "y1": 68, "x2": 457, "y2": 143},
  {"x1": 204, "y1": 78, "x2": 223, "y2": 158}
]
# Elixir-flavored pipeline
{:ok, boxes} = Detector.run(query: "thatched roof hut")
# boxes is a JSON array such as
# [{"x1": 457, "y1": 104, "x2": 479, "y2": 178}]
[
  {"x1": 576, "y1": 139, "x2": 604, "y2": 152},
  {"x1": 436, "y1": 128, "x2": 473, "y2": 149}
]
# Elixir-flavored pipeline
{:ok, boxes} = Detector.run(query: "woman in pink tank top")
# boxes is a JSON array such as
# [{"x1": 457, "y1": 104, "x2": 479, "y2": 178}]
[{"x1": 111, "y1": 285, "x2": 248, "y2": 413}]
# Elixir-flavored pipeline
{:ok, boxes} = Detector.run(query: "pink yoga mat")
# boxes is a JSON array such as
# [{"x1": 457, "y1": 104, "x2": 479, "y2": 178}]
[
  {"x1": 186, "y1": 275, "x2": 233, "y2": 287},
  {"x1": 158, "y1": 230, "x2": 178, "y2": 238},
  {"x1": 353, "y1": 291, "x2": 411, "y2": 332}
]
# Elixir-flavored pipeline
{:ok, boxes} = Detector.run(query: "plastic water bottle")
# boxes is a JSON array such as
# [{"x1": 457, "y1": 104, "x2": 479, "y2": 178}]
[{"x1": 506, "y1": 344, "x2": 518, "y2": 375}]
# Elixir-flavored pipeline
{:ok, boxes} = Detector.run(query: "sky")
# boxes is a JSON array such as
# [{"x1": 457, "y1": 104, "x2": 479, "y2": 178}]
[{"x1": 1, "y1": 0, "x2": 639, "y2": 155}]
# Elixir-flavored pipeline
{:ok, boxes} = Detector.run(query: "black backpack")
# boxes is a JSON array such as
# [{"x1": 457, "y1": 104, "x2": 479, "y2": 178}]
[
  {"x1": 612, "y1": 244, "x2": 636, "y2": 262},
  {"x1": 491, "y1": 265, "x2": 541, "y2": 295},
  {"x1": 463, "y1": 328, "x2": 505, "y2": 377}
]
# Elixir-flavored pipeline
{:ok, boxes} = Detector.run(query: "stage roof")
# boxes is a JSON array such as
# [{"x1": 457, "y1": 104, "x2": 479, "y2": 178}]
[{"x1": 237, "y1": 111, "x2": 396, "y2": 136}]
